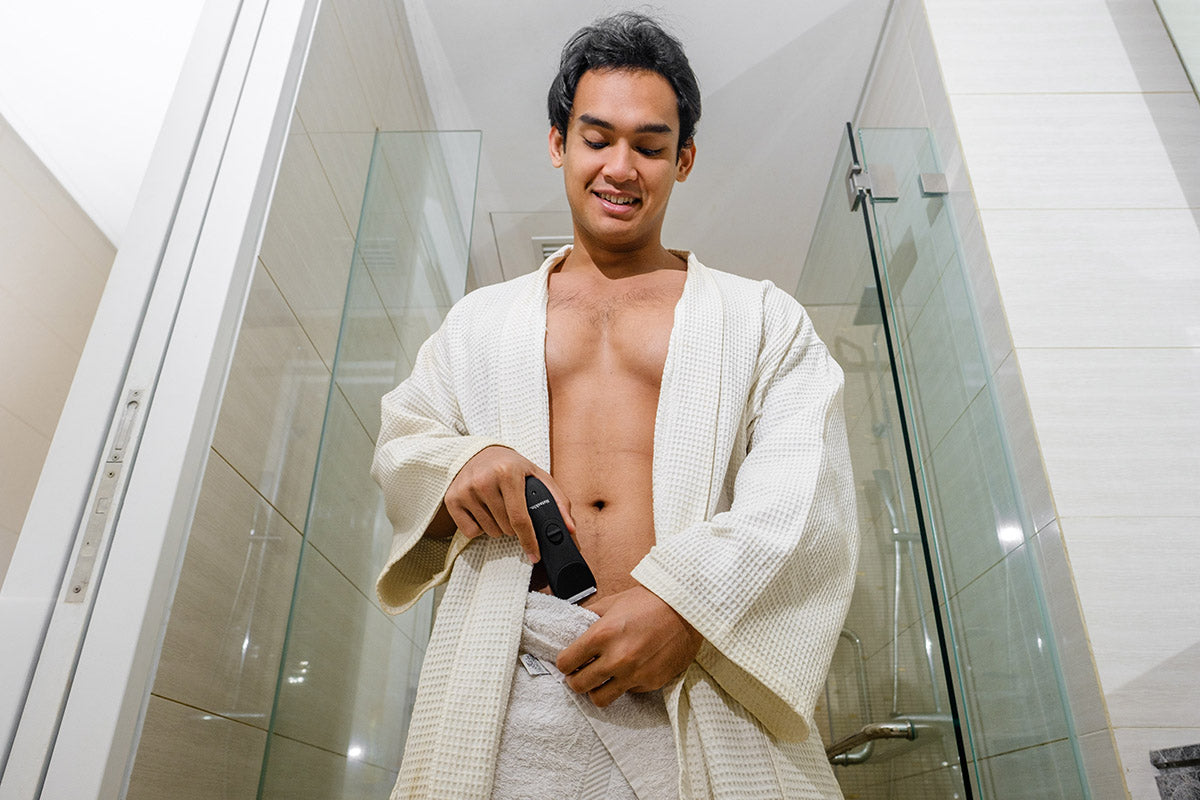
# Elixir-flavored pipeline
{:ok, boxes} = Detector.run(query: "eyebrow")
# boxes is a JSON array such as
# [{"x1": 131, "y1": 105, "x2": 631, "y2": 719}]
[{"x1": 577, "y1": 113, "x2": 673, "y2": 135}]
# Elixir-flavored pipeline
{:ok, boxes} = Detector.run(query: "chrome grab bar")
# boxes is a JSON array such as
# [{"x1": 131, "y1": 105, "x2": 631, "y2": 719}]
[
  {"x1": 826, "y1": 720, "x2": 915, "y2": 760},
  {"x1": 830, "y1": 628, "x2": 875, "y2": 764}
]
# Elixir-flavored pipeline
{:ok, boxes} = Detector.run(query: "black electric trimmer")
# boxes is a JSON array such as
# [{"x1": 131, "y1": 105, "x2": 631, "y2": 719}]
[{"x1": 525, "y1": 475, "x2": 597, "y2": 604}]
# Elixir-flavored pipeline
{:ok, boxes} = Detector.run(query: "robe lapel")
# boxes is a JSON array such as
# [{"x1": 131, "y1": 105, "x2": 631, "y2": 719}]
[
  {"x1": 496, "y1": 250, "x2": 558, "y2": 469},
  {"x1": 652, "y1": 254, "x2": 725, "y2": 542}
]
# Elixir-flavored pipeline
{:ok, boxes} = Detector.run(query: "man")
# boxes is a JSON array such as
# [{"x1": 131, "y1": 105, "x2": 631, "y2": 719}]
[{"x1": 372, "y1": 12, "x2": 857, "y2": 800}]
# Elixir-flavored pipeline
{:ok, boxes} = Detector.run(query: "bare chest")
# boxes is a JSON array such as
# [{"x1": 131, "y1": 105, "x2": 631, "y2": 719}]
[{"x1": 544, "y1": 282, "x2": 682, "y2": 385}]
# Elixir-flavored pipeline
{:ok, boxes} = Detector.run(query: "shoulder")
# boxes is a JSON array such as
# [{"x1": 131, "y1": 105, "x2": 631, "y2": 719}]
[
  {"x1": 441, "y1": 269, "x2": 542, "y2": 331},
  {"x1": 690, "y1": 255, "x2": 808, "y2": 334}
]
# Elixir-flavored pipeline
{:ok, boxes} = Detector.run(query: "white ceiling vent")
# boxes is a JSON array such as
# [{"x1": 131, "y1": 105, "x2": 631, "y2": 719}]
[{"x1": 531, "y1": 235, "x2": 573, "y2": 265}]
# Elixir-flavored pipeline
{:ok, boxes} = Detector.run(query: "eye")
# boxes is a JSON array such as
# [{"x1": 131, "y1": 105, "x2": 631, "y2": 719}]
[
  {"x1": 583, "y1": 139, "x2": 607, "y2": 149},
  {"x1": 637, "y1": 147, "x2": 665, "y2": 157}
]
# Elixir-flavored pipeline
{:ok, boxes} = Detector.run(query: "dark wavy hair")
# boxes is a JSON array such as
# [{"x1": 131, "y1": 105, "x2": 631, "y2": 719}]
[{"x1": 548, "y1": 12, "x2": 701, "y2": 155}]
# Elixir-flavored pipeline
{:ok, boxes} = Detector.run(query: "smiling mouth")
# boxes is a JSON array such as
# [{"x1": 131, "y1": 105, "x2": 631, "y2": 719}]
[{"x1": 594, "y1": 191, "x2": 639, "y2": 206}]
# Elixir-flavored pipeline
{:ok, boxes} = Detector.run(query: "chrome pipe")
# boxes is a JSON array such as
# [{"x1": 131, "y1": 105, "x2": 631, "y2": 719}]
[{"x1": 826, "y1": 720, "x2": 916, "y2": 760}]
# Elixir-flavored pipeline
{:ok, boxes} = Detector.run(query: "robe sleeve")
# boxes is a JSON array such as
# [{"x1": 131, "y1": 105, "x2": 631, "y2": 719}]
[
  {"x1": 371, "y1": 315, "x2": 504, "y2": 615},
  {"x1": 631, "y1": 290, "x2": 858, "y2": 742}
]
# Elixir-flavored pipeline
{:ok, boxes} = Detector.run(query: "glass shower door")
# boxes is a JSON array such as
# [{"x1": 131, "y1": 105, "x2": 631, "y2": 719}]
[
  {"x1": 801, "y1": 123, "x2": 1090, "y2": 799},
  {"x1": 799, "y1": 126, "x2": 973, "y2": 798},
  {"x1": 255, "y1": 130, "x2": 480, "y2": 798}
]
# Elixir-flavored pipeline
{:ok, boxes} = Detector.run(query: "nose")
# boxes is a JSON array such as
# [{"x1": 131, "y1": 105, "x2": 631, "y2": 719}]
[{"x1": 602, "y1": 143, "x2": 637, "y2": 184}]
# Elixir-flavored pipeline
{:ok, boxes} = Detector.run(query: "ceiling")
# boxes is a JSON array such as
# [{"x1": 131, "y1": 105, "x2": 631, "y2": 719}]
[
  {"x1": 0, "y1": 1, "x2": 207, "y2": 245},
  {"x1": 400, "y1": 0, "x2": 891, "y2": 291}
]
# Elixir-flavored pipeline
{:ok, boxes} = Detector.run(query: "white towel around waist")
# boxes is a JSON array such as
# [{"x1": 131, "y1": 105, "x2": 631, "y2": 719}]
[{"x1": 492, "y1": 591, "x2": 679, "y2": 800}]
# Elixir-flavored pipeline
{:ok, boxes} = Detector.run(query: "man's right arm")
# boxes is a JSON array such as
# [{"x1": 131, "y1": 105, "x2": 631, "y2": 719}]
[{"x1": 373, "y1": 311, "x2": 573, "y2": 609}]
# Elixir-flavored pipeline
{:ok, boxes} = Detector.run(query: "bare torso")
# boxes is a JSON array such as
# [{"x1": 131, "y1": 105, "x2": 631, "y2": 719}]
[{"x1": 533, "y1": 256, "x2": 686, "y2": 604}]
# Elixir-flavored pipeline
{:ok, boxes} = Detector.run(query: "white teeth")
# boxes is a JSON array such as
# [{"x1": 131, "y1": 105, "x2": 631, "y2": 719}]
[{"x1": 598, "y1": 192, "x2": 636, "y2": 205}]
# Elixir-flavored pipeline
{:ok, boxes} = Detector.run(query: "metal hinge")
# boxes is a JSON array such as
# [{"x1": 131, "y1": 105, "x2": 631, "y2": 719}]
[
  {"x1": 847, "y1": 162, "x2": 899, "y2": 211},
  {"x1": 65, "y1": 389, "x2": 143, "y2": 602}
]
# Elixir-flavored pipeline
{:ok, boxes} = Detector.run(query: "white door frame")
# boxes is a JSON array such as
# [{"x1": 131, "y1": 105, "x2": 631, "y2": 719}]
[{"x1": 0, "y1": 0, "x2": 320, "y2": 796}]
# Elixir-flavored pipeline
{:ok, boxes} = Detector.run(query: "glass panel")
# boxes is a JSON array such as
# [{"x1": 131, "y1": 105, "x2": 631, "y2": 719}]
[
  {"x1": 841, "y1": 125, "x2": 1089, "y2": 798},
  {"x1": 1157, "y1": 0, "x2": 1200, "y2": 98},
  {"x1": 257, "y1": 130, "x2": 481, "y2": 798},
  {"x1": 799, "y1": 130, "x2": 971, "y2": 799}
]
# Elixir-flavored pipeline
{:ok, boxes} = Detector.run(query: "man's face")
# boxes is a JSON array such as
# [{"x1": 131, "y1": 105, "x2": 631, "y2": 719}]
[{"x1": 549, "y1": 68, "x2": 695, "y2": 253}]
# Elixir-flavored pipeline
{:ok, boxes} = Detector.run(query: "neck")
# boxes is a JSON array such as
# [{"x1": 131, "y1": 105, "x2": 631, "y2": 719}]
[{"x1": 557, "y1": 236, "x2": 685, "y2": 280}]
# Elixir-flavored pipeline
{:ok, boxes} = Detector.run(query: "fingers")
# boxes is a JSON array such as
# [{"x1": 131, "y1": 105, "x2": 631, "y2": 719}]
[
  {"x1": 557, "y1": 587, "x2": 704, "y2": 707},
  {"x1": 500, "y1": 471, "x2": 539, "y2": 562},
  {"x1": 532, "y1": 465, "x2": 576, "y2": 534},
  {"x1": 443, "y1": 446, "x2": 565, "y2": 563},
  {"x1": 445, "y1": 502, "x2": 484, "y2": 540},
  {"x1": 559, "y1": 641, "x2": 636, "y2": 708},
  {"x1": 556, "y1": 628, "x2": 597, "y2": 677}
]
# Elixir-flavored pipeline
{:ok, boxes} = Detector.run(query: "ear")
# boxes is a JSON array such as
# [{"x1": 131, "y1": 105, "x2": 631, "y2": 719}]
[
  {"x1": 549, "y1": 126, "x2": 565, "y2": 168},
  {"x1": 675, "y1": 140, "x2": 696, "y2": 182}
]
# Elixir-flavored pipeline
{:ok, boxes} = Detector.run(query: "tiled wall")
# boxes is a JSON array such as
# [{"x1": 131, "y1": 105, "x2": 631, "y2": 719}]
[
  {"x1": 126, "y1": 1, "x2": 437, "y2": 796},
  {"x1": 0, "y1": 114, "x2": 115, "y2": 587},
  {"x1": 884, "y1": 0, "x2": 1200, "y2": 796},
  {"x1": 835, "y1": 0, "x2": 1139, "y2": 796}
]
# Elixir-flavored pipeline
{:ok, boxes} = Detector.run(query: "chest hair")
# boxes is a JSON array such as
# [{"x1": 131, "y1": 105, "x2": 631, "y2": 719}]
[{"x1": 548, "y1": 285, "x2": 676, "y2": 331}]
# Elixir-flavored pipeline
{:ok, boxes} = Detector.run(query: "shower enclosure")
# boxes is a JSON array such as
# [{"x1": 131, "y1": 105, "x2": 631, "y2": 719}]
[
  {"x1": 800, "y1": 124, "x2": 1090, "y2": 798},
  {"x1": 253, "y1": 129, "x2": 480, "y2": 796}
]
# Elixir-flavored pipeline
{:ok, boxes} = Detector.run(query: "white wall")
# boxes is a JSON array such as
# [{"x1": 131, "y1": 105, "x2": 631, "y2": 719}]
[
  {"x1": 0, "y1": 0, "x2": 205, "y2": 244},
  {"x1": 0, "y1": 114, "x2": 115, "y2": 587},
  {"x1": 922, "y1": 0, "x2": 1200, "y2": 796}
]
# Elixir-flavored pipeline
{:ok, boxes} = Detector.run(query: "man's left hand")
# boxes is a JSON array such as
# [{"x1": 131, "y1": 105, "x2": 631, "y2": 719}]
[{"x1": 557, "y1": 585, "x2": 703, "y2": 707}]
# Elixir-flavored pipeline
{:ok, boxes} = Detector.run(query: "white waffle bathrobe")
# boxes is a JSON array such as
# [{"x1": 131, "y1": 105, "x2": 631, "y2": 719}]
[{"x1": 372, "y1": 249, "x2": 858, "y2": 800}]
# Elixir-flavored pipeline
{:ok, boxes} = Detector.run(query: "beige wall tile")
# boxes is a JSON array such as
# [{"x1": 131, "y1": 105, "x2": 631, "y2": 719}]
[
  {"x1": 305, "y1": 387, "x2": 387, "y2": 600},
  {"x1": 841, "y1": 486, "x2": 924, "y2": 663},
  {"x1": 0, "y1": 522, "x2": 17, "y2": 589},
  {"x1": 0, "y1": 170, "x2": 109, "y2": 346},
  {"x1": 0, "y1": 405, "x2": 50, "y2": 533},
  {"x1": 336, "y1": 268, "x2": 402, "y2": 442},
  {"x1": 1032, "y1": 522, "x2": 1110, "y2": 738},
  {"x1": 903, "y1": 269, "x2": 988, "y2": 453},
  {"x1": 952, "y1": 92, "x2": 1200, "y2": 210},
  {"x1": 1018, "y1": 348, "x2": 1200, "y2": 518},
  {"x1": 211, "y1": 261, "x2": 329, "y2": 531},
  {"x1": 258, "y1": 134, "x2": 357, "y2": 366},
  {"x1": 1079, "y1": 729, "x2": 1130, "y2": 800},
  {"x1": 308, "y1": 132, "x2": 375, "y2": 233},
  {"x1": 973, "y1": 737, "x2": 1089, "y2": 799},
  {"x1": 857, "y1": 6, "x2": 929, "y2": 129},
  {"x1": 953, "y1": 203, "x2": 1014, "y2": 378},
  {"x1": 992, "y1": 353, "x2": 1056, "y2": 535},
  {"x1": 1063, "y1": 516, "x2": 1200, "y2": 730},
  {"x1": 152, "y1": 451, "x2": 302, "y2": 727},
  {"x1": 260, "y1": 732, "x2": 398, "y2": 799},
  {"x1": 0, "y1": 114, "x2": 114, "y2": 270},
  {"x1": 1113, "y1": 726, "x2": 1200, "y2": 800},
  {"x1": 923, "y1": 385, "x2": 1025, "y2": 596},
  {"x1": 883, "y1": 762, "x2": 970, "y2": 799},
  {"x1": 924, "y1": 0, "x2": 1191, "y2": 94},
  {"x1": 0, "y1": 284, "x2": 81, "y2": 438},
  {"x1": 294, "y1": 2, "x2": 374, "y2": 134},
  {"x1": 127, "y1": 695, "x2": 265, "y2": 800},
  {"x1": 272, "y1": 545, "x2": 421, "y2": 771},
  {"x1": 982, "y1": 208, "x2": 1200, "y2": 349},
  {"x1": 0, "y1": 113, "x2": 115, "y2": 596},
  {"x1": 951, "y1": 542, "x2": 1075, "y2": 758},
  {"x1": 331, "y1": 0, "x2": 425, "y2": 131},
  {"x1": 854, "y1": 619, "x2": 961, "y2": 780}
]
